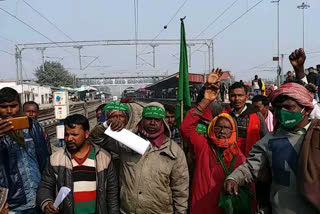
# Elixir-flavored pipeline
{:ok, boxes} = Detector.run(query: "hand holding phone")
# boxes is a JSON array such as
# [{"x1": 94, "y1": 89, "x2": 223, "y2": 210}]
[
  {"x1": 7, "y1": 116, "x2": 29, "y2": 131},
  {"x1": 0, "y1": 119, "x2": 13, "y2": 136}
]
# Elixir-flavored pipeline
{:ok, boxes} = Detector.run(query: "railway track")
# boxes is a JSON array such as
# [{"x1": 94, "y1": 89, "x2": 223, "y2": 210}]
[{"x1": 38, "y1": 100, "x2": 101, "y2": 138}]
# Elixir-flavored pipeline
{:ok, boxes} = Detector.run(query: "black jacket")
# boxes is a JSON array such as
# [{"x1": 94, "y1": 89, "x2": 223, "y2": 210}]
[
  {"x1": 36, "y1": 143, "x2": 119, "y2": 214},
  {"x1": 307, "y1": 72, "x2": 318, "y2": 86}
]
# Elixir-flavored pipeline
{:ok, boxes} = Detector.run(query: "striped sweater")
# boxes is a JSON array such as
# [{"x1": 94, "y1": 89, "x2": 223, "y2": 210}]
[{"x1": 72, "y1": 145, "x2": 96, "y2": 214}]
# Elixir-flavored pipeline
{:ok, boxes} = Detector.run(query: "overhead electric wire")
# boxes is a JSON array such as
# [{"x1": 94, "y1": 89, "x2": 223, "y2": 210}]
[
  {"x1": 139, "y1": 0, "x2": 188, "y2": 55},
  {"x1": 211, "y1": 0, "x2": 264, "y2": 40},
  {"x1": 0, "y1": 49, "x2": 14, "y2": 56},
  {"x1": 0, "y1": 7, "x2": 75, "y2": 56},
  {"x1": 192, "y1": 0, "x2": 264, "y2": 56},
  {"x1": 193, "y1": 0, "x2": 240, "y2": 39},
  {"x1": 0, "y1": 34, "x2": 16, "y2": 44},
  {"x1": 22, "y1": 0, "x2": 74, "y2": 41}
]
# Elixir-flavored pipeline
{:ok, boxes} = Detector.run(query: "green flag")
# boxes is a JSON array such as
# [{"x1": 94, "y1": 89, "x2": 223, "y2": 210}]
[{"x1": 175, "y1": 18, "x2": 191, "y2": 128}]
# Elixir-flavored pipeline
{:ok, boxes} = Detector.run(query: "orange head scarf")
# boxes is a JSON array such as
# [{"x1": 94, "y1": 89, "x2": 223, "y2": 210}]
[{"x1": 208, "y1": 113, "x2": 239, "y2": 167}]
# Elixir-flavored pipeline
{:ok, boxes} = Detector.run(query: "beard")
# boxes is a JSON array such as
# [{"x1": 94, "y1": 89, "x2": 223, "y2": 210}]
[{"x1": 66, "y1": 141, "x2": 80, "y2": 153}]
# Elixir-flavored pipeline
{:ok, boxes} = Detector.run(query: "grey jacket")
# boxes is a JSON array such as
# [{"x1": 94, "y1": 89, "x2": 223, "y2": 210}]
[
  {"x1": 89, "y1": 105, "x2": 189, "y2": 214},
  {"x1": 227, "y1": 128, "x2": 318, "y2": 214},
  {"x1": 36, "y1": 143, "x2": 119, "y2": 214}
]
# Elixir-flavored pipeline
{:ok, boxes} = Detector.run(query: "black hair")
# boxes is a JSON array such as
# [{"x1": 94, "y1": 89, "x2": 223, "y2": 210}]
[
  {"x1": 64, "y1": 114, "x2": 89, "y2": 131},
  {"x1": 252, "y1": 95, "x2": 269, "y2": 106},
  {"x1": 164, "y1": 104, "x2": 175, "y2": 114},
  {"x1": 23, "y1": 101, "x2": 39, "y2": 111},
  {"x1": 0, "y1": 87, "x2": 20, "y2": 104},
  {"x1": 229, "y1": 82, "x2": 248, "y2": 94},
  {"x1": 96, "y1": 104, "x2": 106, "y2": 113}
]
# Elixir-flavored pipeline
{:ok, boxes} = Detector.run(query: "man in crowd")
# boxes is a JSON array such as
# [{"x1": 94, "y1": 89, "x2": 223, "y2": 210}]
[
  {"x1": 225, "y1": 82, "x2": 320, "y2": 214},
  {"x1": 252, "y1": 95, "x2": 274, "y2": 132},
  {"x1": 285, "y1": 71, "x2": 295, "y2": 83},
  {"x1": 23, "y1": 101, "x2": 40, "y2": 119},
  {"x1": 23, "y1": 101, "x2": 52, "y2": 154},
  {"x1": 89, "y1": 102, "x2": 189, "y2": 214},
  {"x1": 0, "y1": 87, "x2": 49, "y2": 213},
  {"x1": 307, "y1": 67, "x2": 318, "y2": 87},
  {"x1": 37, "y1": 114, "x2": 119, "y2": 214},
  {"x1": 220, "y1": 82, "x2": 226, "y2": 102},
  {"x1": 224, "y1": 81, "x2": 268, "y2": 157},
  {"x1": 252, "y1": 75, "x2": 263, "y2": 95},
  {"x1": 164, "y1": 104, "x2": 180, "y2": 144},
  {"x1": 95, "y1": 103, "x2": 106, "y2": 122}
]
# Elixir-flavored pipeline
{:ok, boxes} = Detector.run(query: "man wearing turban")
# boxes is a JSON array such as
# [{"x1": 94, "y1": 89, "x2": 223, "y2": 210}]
[{"x1": 224, "y1": 81, "x2": 320, "y2": 214}]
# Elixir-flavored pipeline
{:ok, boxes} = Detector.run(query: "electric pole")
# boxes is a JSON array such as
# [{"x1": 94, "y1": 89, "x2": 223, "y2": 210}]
[
  {"x1": 297, "y1": 2, "x2": 310, "y2": 50},
  {"x1": 272, "y1": 0, "x2": 280, "y2": 86}
]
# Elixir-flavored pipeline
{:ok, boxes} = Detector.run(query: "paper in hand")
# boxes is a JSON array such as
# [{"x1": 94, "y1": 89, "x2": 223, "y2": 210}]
[
  {"x1": 105, "y1": 125, "x2": 150, "y2": 155},
  {"x1": 53, "y1": 186, "x2": 71, "y2": 208}
]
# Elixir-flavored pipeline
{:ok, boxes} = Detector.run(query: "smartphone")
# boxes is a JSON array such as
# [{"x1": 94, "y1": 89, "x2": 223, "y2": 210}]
[{"x1": 7, "y1": 116, "x2": 30, "y2": 130}]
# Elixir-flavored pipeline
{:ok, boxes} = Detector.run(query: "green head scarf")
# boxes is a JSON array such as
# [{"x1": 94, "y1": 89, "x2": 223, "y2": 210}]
[
  {"x1": 104, "y1": 101, "x2": 130, "y2": 112},
  {"x1": 142, "y1": 106, "x2": 166, "y2": 119}
]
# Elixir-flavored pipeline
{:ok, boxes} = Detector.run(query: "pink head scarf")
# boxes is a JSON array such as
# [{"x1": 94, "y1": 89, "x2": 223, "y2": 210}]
[{"x1": 270, "y1": 82, "x2": 314, "y2": 109}]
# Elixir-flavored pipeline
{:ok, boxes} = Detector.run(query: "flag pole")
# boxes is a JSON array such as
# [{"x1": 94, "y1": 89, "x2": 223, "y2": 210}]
[{"x1": 180, "y1": 100, "x2": 184, "y2": 150}]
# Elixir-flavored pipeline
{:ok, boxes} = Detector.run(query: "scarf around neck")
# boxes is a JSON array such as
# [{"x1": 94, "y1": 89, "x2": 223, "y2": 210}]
[{"x1": 138, "y1": 122, "x2": 165, "y2": 148}]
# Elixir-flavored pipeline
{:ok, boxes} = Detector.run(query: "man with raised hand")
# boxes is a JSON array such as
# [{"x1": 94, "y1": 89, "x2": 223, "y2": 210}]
[{"x1": 224, "y1": 82, "x2": 320, "y2": 214}]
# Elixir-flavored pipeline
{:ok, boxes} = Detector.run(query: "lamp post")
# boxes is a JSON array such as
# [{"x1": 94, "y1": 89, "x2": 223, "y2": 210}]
[
  {"x1": 297, "y1": 2, "x2": 310, "y2": 50},
  {"x1": 271, "y1": 0, "x2": 280, "y2": 86}
]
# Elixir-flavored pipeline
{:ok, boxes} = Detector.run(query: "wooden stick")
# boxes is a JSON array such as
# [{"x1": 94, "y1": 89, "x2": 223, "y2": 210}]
[{"x1": 180, "y1": 100, "x2": 184, "y2": 150}]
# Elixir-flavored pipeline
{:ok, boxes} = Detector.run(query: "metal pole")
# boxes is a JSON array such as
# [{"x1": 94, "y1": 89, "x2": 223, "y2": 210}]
[
  {"x1": 208, "y1": 45, "x2": 211, "y2": 72},
  {"x1": 150, "y1": 44, "x2": 157, "y2": 68},
  {"x1": 78, "y1": 48, "x2": 82, "y2": 70},
  {"x1": 277, "y1": 0, "x2": 280, "y2": 87},
  {"x1": 39, "y1": 48, "x2": 46, "y2": 72},
  {"x1": 302, "y1": 8, "x2": 304, "y2": 49},
  {"x1": 15, "y1": 47, "x2": 19, "y2": 84},
  {"x1": 19, "y1": 50, "x2": 23, "y2": 84},
  {"x1": 297, "y1": 2, "x2": 310, "y2": 50},
  {"x1": 188, "y1": 45, "x2": 191, "y2": 68},
  {"x1": 272, "y1": 0, "x2": 280, "y2": 87},
  {"x1": 211, "y1": 42, "x2": 214, "y2": 69},
  {"x1": 280, "y1": 54, "x2": 284, "y2": 83}
]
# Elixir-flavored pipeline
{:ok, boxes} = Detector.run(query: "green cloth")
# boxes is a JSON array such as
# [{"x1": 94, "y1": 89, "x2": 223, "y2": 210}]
[
  {"x1": 104, "y1": 101, "x2": 130, "y2": 112},
  {"x1": 216, "y1": 149, "x2": 253, "y2": 214},
  {"x1": 175, "y1": 18, "x2": 191, "y2": 128},
  {"x1": 142, "y1": 106, "x2": 165, "y2": 119},
  {"x1": 196, "y1": 123, "x2": 207, "y2": 134}
]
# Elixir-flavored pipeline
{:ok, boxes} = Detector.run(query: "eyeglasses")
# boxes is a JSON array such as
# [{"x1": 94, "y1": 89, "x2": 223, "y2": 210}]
[{"x1": 213, "y1": 126, "x2": 233, "y2": 132}]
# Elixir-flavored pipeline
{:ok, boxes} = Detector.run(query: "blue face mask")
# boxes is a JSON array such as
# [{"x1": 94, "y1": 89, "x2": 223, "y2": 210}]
[{"x1": 277, "y1": 108, "x2": 304, "y2": 130}]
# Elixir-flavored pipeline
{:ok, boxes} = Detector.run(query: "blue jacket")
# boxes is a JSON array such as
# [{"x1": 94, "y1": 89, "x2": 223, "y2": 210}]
[{"x1": 0, "y1": 119, "x2": 49, "y2": 209}]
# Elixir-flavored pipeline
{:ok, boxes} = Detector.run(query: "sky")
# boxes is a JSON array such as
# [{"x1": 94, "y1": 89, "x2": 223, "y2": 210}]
[{"x1": 0, "y1": 0, "x2": 320, "y2": 82}]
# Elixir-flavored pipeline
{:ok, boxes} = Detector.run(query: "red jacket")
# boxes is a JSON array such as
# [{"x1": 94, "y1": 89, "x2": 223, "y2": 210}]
[
  {"x1": 222, "y1": 105, "x2": 262, "y2": 157},
  {"x1": 180, "y1": 108, "x2": 247, "y2": 214}
]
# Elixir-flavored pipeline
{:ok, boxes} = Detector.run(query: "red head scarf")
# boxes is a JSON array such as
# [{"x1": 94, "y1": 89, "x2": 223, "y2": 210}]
[
  {"x1": 270, "y1": 82, "x2": 314, "y2": 109},
  {"x1": 208, "y1": 113, "x2": 239, "y2": 167}
]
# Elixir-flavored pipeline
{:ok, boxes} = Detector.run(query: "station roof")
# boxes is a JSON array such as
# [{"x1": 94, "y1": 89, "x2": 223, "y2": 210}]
[{"x1": 145, "y1": 71, "x2": 231, "y2": 90}]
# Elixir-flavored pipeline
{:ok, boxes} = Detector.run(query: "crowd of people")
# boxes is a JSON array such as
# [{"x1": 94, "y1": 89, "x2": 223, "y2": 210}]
[{"x1": 0, "y1": 48, "x2": 320, "y2": 214}]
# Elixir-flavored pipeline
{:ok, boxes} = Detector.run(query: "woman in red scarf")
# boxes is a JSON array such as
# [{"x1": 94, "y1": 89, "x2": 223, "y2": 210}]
[
  {"x1": 181, "y1": 111, "x2": 247, "y2": 214},
  {"x1": 180, "y1": 69, "x2": 253, "y2": 214}
]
